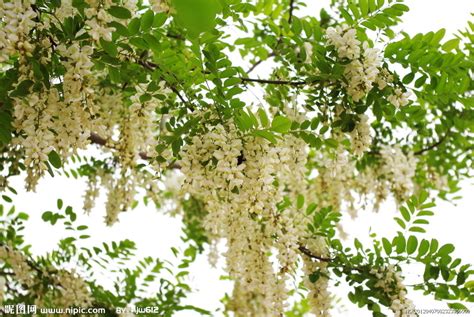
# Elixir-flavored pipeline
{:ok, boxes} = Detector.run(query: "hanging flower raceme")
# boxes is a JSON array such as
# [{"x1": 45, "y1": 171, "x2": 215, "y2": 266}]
[
  {"x1": 0, "y1": 0, "x2": 36, "y2": 63},
  {"x1": 53, "y1": 269, "x2": 92, "y2": 308},
  {"x1": 12, "y1": 91, "x2": 56, "y2": 191},
  {"x1": 326, "y1": 24, "x2": 382, "y2": 102},
  {"x1": 179, "y1": 121, "x2": 310, "y2": 316},
  {"x1": 0, "y1": 244, "x2": 92, "y2": 308},
  {"x1": 350, "y1": 114, "x2": 372, "y2": 157},
  {"x1": 379, "y1": 145, "x2": 417, "y2": 203},
  {"x1": 55, "y1": 43, "x2": 97, "y2": 156},
  {"x1": 388, "y1": 88, "x2": 411, "y2": 108},
  {"x1": 302, "y1": 238, "x2": 332, "y2": 317},
  {"x1": 370, "y1": 265, "x2": 416, "y2": 317}
]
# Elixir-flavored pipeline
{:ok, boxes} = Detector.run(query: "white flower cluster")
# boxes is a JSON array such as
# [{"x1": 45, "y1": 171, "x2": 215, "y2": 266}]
[
  {"x1": 12, "y1": 42, "x2": 97, "y2": 190},
  {"x1": 12, "y1": 91, "x2": 56, "y2": 190},
  {"x1": 0, "y1": 0, "x2": 36, "y2": 62},
  {"x1": 54, "y1": 270, "x2": 92, "y2": 308},
  {"x1": 179, "y1": 122, "x2": 308, "y2": 316},
  {"x1": 388, "y1": 88, "x2": 411, "y2": 108},
  {"x1": 350, "y1": 114, "x2": 372, "y2": 157},
  {"x1": 78, "y1": 83, "x2": 169, "y2": 220},
  {"x1": 84, "y1": 0, "x2": 119, "y2": 42},
  {"x1": 326, "y1": 25, "x2": 382, "y2": 102},
  {"x1": 56, "y1": 43, "x2": 97, "y2": 155},
  {"x1": 83, "y1": 173, "x2": 100, "y2": 214},
  {"x1": 312, "y1": 141, "x2": 419, "y2": 218},
  {"x1": 375, "y1": 68, "x2": 394, "y2": 90},
  {"x1": 302, "y1": 238, "x2": 332, "y2": 317},
  {"x1": 371, "y1": 265, "x2": 416, "y2": 317},
  {"x1": 380, "y1": 145, "x2": 417, "y2": 202},
  {"x1": 101, "y1": 86, "x2": 167, "y2": 224},
  {"x1": 0, "y1": 244, "x2": 34, "y2": 287},
  {"x1": 0, "y1": 245, "x2": 92, "y2": 308},
  {"x1": 314, "y1": 149, "x2": 356, "y2": 217},
  {"x1": 326, "y1": 25, "x2": 360, "y2": 60},
  {"x1": 0, "y1": 276, "x2": 5, "y2": 303},
  {"x1": 150, "y1": 0, "x2": 170, "y2": 12}
]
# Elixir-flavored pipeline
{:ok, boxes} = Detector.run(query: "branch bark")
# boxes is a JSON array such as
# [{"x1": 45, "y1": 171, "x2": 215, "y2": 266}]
[
  {"x1": 414, "y1": 130, "x2": 451, "y2": 156},
  {"x1": 298, "y1": 245, "x2": 332, "y2": 262},
  {"x1": 89, "y1": 132, "x2": 150, "y2": 160},
  {"x1": 239, "y1": 77, "x2": 310, "y2": 86}
]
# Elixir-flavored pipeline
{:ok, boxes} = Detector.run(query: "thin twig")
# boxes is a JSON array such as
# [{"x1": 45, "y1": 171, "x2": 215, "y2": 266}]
[
  {"x1": 414, "y1": 130, "x2": 451, "y2": 156},
  {"x1": 298, "y1": 245, "x2": 332, "y2": 262},
  {"x1": 246, "y1": 0, "x2": 296, "y2": 74},
  {"x1": 288, "y1": 0, "x2": 296, "y2": 24},
  {"x1": 89, "y1": 133, "x2": 149, "y2": 160},
  {"x1": 240, "y1": 77, "x2": 309, "y2": 86}
]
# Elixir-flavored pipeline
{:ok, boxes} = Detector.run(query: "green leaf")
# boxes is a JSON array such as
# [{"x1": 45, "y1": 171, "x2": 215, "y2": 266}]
[
  {"x1": 100, "y1": 39, "x2": 117, "y2": 57},
  {"x1": 431, "y1": 28, "x2": 446, "y2": 44},
  {"x1": 297, "y1": 194, "x2": 305, "y2": 209},
  {"x1": 400, "y1": 206, "x2": 411, "y2": 222},
  {"x1": 437, "y1": 244, "x2": 455, "y2": 258},
  {"x1": 394, "y1": 217, "x2": 406, "y2": 229},
  {"x1": 430, "y1": 239, "x2": 439, "y2": 254},
  {"x1": 407, "y1": 236, "x2": 418, "y2": 255},
  {"x1": 108, "y1": 6, "x2": 132, "y2": 19},
  {"x1": 257, "y1": 108, "x2": 269, "y2": 127},
  {"x1": 10, "y1": 80, "x2": 33, "y2": 97},
  {"x1": 309, "y1": 272, "x2": 320, "y2": 283},
  {"x1": 271, "y1": 116, "x2": 292, "y2": 133},
  {"x1": 418, "y1": 239, "x2": 429, "y2": 257},
  {"x1": 57, "y1": 199, "x2": 63, "y2": 210},
  {"x1": 359, "y1": 0, "x2": 369, "y2": 16},
  {"x1": 48, "y1": 150, "x2": 62, "y2": 169},
  {"x1": 442, "y1": 38, "x2": 460, "y2": 52},
  {"x1": 141, "y1": 10, "x2": 154, "y2": 31},
  {"x1": 153, "y1": 13, "x2": 168, "y2": 27},
  {"x1": 253, "y1": 130, "x2": 277, "y2": 144},
  {"x1": 339, "y1": 8, "x2": 354, "y2": 24},
  {"x1": 172, "y1": 0, "x2": 221, "y2": 38},
  {"x1": 382, "y1": 237, "x2": 392, "y2": 255},
  {"x1": 447, "y1": 303, "x2": 468, "y2": 310},
  {"x1": 42, "y1": 211, "x2": 53, "y2": 221},
  {"x1": 395, "y1": 235, "x2": 406, "y2": 253},
  {"x1": 409, "y1": 226, "x2": 426, "y2": 233},
  {"x1": 128, "y1": 17, "x2": 141, "y2": 35}
]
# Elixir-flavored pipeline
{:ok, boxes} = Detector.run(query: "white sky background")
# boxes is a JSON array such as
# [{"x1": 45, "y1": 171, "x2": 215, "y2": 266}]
[{"x1": 6, "y1": 0, "x2": 474, "y2": 316}]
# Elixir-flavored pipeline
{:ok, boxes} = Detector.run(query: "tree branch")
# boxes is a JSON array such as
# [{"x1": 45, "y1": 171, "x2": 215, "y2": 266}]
[
  {"x1": 137, "y1": 59, "x2": 195, "y2": 112},
  {"x1": 239, "y1": 77, "x2": 309, "y2": 86},
  {"x1": 246, "y1": 52, "x2": 275, "y2": 73},
  {"x1": 288, "y1": 0, "x2": 296, "y2": 24},
  {"x1": 414, "y1": 130, "x2": 451, "y2": 156},
  {"x1": 89, "y1": 133, "x2": 150, "y2": 160},
  {"x1": 246, "y1": 0, "x2": 296, "y2": 74},
  {"x1": 298, "y1": 245, "x2": 332, "y2": 262}
]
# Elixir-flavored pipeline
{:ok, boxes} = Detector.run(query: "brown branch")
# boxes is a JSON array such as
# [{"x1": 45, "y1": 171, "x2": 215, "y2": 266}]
[
  {"x1": 137, "y1": 59, "x2": 195, "y2": 112},
  {"x1": 239, "y1": 77, "x2": 309, "y2": 86},
  {"x1": 246, "y1": 52, "x2": 275, "y2": 73},
  {"x1": 288, "y1": 0, "x2": 296, "y2": 24},
  {"x1": 414, "y1": 130, "x2": 451, "y2": 156},
  {"x1": 246, "y1": 0, "x2": 295, "y2": 74},
  {"x1": 89, "y1": 133, "x2": 182, "y2": 169},
  {"x1": 89, "y1": 133, "x2": 150, "y2": 160},
  {"x1": 298, "y1": 245, "x2": 332, "y2": 262},
  {"x1": 137, "y1": 55, "x2": 319, "y2": 87}
]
